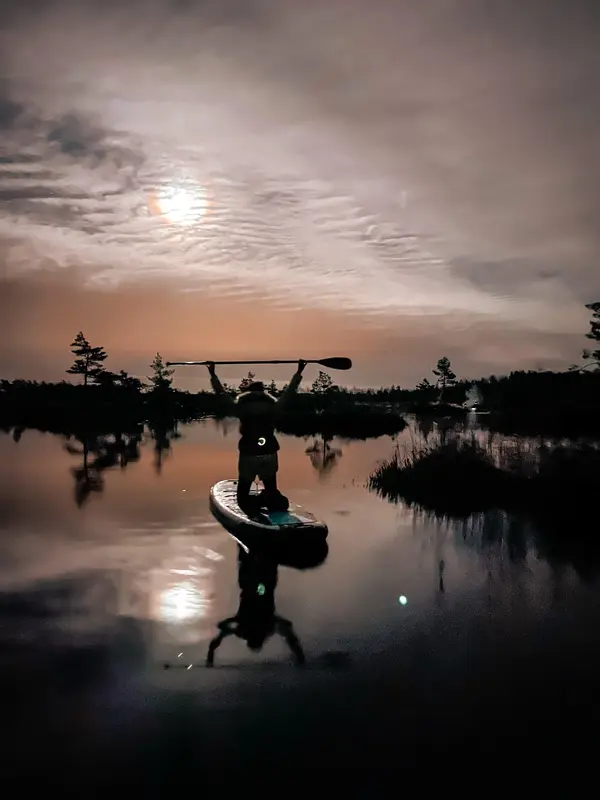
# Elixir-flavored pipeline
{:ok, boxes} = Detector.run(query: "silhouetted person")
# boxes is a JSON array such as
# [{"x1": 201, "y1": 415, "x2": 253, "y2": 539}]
[
  {"x1": 206, "y1": 547, "x2": 305, "y2": 666},
  {"x1": 207, "y1": 359, "x2": 307, "y2": 514}
]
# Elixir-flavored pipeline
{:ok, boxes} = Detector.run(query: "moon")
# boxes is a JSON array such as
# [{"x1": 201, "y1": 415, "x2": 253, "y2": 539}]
[{"x1": 151, "y1": 184, "x2": 208, "y2": 226}]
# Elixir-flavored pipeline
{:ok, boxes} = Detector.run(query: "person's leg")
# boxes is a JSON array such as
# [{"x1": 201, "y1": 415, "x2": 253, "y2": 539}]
[
  {"x1": 259, "y1": 453, "x2": 278, "y2": 494},
  {"x1": 237, "y1": 454, "x2": 257, "y2": 511},
  {"x1": 261, "y1": 475, "x2": 278, "y2": 494},
  {"x1": 259, "y1": 454, "x2": 288, "y2": 511},
  {"x1": 236, "y1": 478, "x2": 253, "y2": 508}
]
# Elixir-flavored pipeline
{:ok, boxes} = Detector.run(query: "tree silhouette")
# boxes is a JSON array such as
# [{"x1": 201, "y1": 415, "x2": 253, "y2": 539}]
[
  {"x1": 117, "y1": 370, "x2": 145, "y2": 391},
  {"x1": 94, "y1": 370, "x2": 120, "y2": 389},
  {"x1": 95, "y1": 369, "x2": 146, "y2": 391},
  {"x1": 582, "y1": 301, "x2": 600, "y2": 371},
  {"x1": 147, "y1": 353, "x2": 174, "y2": 392},
  {"x1": 311, "y1": 371, "x2": 333, "y2": 394},
  {"x1": 238, "y1": 371, "x2": 256, "y2": 391},
  {"x1": 267, "y1": 379, "x2": 278, "y2": 395},
  {"x1": 432, "y1": 357, "x2": 457, "y2": 400},
  {"x1": 415, "y1": 377, "x2": 436, "y2": 403},
  {"x1": 66, "y1": 331, "x2": 108, "y2": 386}
]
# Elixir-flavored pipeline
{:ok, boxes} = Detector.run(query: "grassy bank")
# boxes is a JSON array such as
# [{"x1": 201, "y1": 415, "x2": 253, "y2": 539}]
[{"x1": 368, "y1": 434, "x2": 600, "y2": 521}]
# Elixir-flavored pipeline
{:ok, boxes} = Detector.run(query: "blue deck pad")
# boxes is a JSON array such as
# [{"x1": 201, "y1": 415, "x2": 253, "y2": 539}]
[{"x1": 264, "y1": 511, "x2": 304, "y2": 527}]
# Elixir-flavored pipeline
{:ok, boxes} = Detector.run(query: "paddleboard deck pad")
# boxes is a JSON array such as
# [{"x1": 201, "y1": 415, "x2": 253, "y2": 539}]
[{"x1": 209, "y1": 480, "x2": 328, "y2": 543}]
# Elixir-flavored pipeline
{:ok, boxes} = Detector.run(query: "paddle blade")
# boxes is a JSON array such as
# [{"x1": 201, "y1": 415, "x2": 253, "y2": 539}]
[{"x1": 315, "y1": 357, "x2": 352, "y2": 371}]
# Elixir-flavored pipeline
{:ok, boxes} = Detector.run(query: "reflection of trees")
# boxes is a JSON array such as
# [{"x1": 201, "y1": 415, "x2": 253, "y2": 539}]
[
  {"x1": 212, "y1": 416, "x2": 235, "y2": 438},
  {"x1": 12, "y1": 426, "x2": 24, "y2": 443},
  {"x1": 418, "y1": 508, "x2": 600, "y2": 583},
  {"x1": 416, "y1": 416, "x2": 435, "y2": 439},
  {"x1": 304, "y1": 435, "x2": 343, "y2": 479},
  {"x1": 145, "y1": 421, "x2": 182, "y2": 474},
  {"x1": 64, "y1": 429, "x2": 143, "y2": 507}
]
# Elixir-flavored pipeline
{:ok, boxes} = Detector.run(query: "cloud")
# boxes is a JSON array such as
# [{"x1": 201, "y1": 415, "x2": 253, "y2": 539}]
[{"x1": 0, "y1": 0, "x2": 598, "y2": 380}]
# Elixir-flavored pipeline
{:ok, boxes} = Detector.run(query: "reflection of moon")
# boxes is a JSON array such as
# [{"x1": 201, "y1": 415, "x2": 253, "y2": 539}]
[
  {"x1": 160, "y1": 580, "x2": 210, "y2": 624},
  {"x1": 151, "y1": 184, "x2": 208, "y2": 226}
]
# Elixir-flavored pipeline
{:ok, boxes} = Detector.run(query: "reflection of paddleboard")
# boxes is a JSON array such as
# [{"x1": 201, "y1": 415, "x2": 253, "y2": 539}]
[{"x1": 209, "y1": 480, "x2": 328, "y2": 547}]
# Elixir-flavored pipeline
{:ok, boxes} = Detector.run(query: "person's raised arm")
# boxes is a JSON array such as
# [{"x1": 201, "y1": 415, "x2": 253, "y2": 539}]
[
  {"x1": 275, "y1": 360, "x2": 307, "y2": 412},
  {"x1": 206, "y1": 362, "x2": 236, "y2": 414}
]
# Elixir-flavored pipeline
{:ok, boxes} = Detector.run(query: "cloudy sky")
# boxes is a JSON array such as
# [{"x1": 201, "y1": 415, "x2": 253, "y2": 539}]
[{"x1": 1, "y1": 0, "x2": 599, "y2": 390}]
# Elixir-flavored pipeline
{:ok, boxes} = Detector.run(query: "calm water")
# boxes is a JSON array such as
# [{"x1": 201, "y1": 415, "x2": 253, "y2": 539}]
[{"x1": 1, "y1": 419, "x2": 599, "y2": 784}]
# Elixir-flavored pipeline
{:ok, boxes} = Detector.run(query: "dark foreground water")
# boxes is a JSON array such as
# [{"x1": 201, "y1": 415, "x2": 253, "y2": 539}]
[{"x1": 1, "y1": 419, "x2": 599, "y2": 786}]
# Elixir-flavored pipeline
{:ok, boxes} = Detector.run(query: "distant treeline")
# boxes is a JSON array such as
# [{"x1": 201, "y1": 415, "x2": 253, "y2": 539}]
[
  {"x1": 0, "y1": 378, "x2": 408, "y2": 437},
  {"x1": 1, "y1": 367, "x2": 599, "y2": 419},
  {"x1": 1, "y1": 300, "x2": 599, "y2": 435}
]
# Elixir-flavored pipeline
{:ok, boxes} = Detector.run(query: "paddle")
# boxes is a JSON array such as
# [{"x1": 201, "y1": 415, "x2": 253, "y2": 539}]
[{"x1": 165, "y1": 357, "x2": 352, "y2": 370}]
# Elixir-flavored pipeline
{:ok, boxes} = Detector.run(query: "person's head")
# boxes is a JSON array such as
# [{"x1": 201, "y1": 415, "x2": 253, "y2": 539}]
[
  {"x1": 246, "y1": 631, "x2": 268, "y2": 652},
  {"x1": 235, "y1": 382, "x2": 277, "y2": 405}
]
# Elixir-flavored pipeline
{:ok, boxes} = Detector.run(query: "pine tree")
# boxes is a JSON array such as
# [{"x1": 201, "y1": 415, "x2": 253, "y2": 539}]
[
  {"x1": 95, "y1": 369, "x2": 146, "y2": 391},
  {"x1": 311, "y1": 371, "x2": 333, "y2": 394},
  {"x1": 118, "y1": 370, "x2": 146, "y2": 391},
  {"x1": 267, "y1": 379, "x2": 278, "y2": 395},
  {"x1": 66, "y1": 331, "x2": 108, "y2": 386},
  {"x1": 94, "y1": 370, "x2": 119, "y2": 389},
  {"x1": 582, "y1": 301, "x2": 600, "y2": 370},
  {"x1": 416, "y1": 377, "x2": 434, "y2": 391},
  {"x1": 148, "y1": 353, "x2": 174, "y2": 392},
  {"x1": 432, "y1": 356, "x2": 457, "y2": 400}
]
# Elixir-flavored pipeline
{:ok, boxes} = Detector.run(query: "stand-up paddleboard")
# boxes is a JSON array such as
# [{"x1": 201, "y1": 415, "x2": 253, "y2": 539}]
[{"x1": 209, "y1": 480, "x2": 328, "y2": 548}]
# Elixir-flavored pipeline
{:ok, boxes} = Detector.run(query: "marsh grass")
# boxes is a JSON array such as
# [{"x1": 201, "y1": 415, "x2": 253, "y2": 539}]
[{"x1": 368, "y1": 430, "x2": 600, "y2": 520}]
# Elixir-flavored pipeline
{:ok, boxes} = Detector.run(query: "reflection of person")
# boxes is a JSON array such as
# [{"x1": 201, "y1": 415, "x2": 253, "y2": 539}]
[
  {"x1": 206, "y1": 360, "x2": 307, "y2": 514},
  {"x1": 206, "y1": 547, "x2": 305, "y2": 666}
]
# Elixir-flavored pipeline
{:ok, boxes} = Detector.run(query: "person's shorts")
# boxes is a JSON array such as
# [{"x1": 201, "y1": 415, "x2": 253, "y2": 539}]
[{"x1": 238, "y1": 452, "x2": 279, "y2": 481}]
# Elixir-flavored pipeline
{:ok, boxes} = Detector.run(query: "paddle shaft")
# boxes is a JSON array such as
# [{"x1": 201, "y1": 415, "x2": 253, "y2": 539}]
[{"x1": 166, "y1": 357, "x2": 352, "y2": 370}]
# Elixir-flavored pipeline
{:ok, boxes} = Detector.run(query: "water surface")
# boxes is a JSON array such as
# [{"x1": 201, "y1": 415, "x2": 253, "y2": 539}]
[{"x1": 1, "y1": 420, "x2": 598, "y2": 783}]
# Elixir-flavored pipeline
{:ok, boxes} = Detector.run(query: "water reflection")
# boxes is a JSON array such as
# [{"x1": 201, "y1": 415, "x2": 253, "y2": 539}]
[
  {"x1": 304, "y1": 435, "x2": 343, "y2": 480},
  {"x1": 415, "y1": 416, "x2": 435, "y2": 439},
  {"x1": 59, "y1": 422, "x2": 182, "y2": 507},
  {"x1": 413, "y1": 507, "x2": 600, "y2": 583},
  {"x1": 65, "y1": 430, "x2": 143, "y2": 507},
  {"x1": 3, "y1": 416, "x2": 600, "y2": 775},
  {"x1": 145, "y1": 421, "x2": 182, "y2": 474},
  {"x1": 206, "y1": 541, "x2": 328, "y2": 667},
  {"x1": 149, "y1": 545, "x2": 219, "y2": 649}
]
